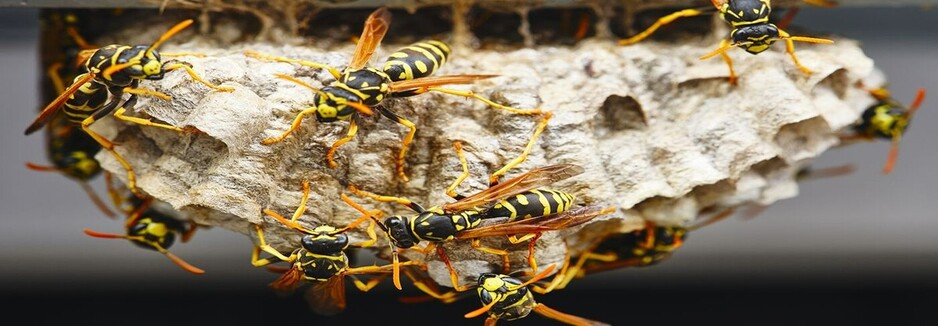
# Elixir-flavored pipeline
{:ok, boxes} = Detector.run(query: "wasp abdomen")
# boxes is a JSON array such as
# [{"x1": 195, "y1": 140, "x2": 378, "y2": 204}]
[
  {"x1": 62, "y1": 78, "x2": 108, "y2": 124},
  {"x1": 382, "y1": 40, "x2": 451, "y2": 82},
  {"x1": 483, "y1": 189, "x2": 576, "y2": 222}
]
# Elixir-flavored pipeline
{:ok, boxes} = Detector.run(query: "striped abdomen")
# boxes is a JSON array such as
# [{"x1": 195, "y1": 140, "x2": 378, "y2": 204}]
[
  {"x1": 482, "y1": 189, "x2": 576, "y2": 222},
  {"x1": 62, "y1": 74, "x2": 109, "y2": 125},
  {"x1": 382, "y1": 40, "x2": 451, "y2": 82}
]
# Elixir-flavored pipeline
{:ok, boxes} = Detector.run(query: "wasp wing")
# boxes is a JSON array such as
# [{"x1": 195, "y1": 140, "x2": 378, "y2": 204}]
[
  {"x1": 455, "y1": 205, "x2": 611, "y2": 240},
  {"x1": 348, "y1": 7, "x2": 391, "y2": 70},
  {"x1": 25, "y1": 72, "x2": 95, "y2": 135},
  {"x1": 305, "y1": 275, "x2": 347, "y2": 316},
  {"x1": 441, "y1": 164, "x2": 585, "y2": 214},
  {"x1": 388, "y1": 74, "x2": 498, "y2": 92}
]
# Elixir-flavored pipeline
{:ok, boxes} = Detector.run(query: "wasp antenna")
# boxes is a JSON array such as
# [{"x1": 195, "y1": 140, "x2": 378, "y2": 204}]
[
  {"x1": 906, "y1": 88, "x2": 927, "y2": 117},
  {"x1": 149, "y1": 19, "x2": 194, "y2": 54},
  {"x1": 24, "y1": 162, "x2": 60, "y2": 172},
  {"x1": 521, "y1": 264, "x2": 557, "y2": 287},
  {"x1": 465, "y1": 298, "x2": 499, "y2": 319},
  {"x1": 699, "y1": 43, "x2": 739, "y2": 60},
  {"x1": 83, "y1": 229, "x2": 129, "y2": 239},
  {"x1": 785, "y1": 35, "x2": 835, "y2": 44}
]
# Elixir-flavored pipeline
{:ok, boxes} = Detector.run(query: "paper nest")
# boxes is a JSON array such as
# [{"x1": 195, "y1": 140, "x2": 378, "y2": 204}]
[{"x1": 92, "y1": 28, "x2": 876, "y2": 287}]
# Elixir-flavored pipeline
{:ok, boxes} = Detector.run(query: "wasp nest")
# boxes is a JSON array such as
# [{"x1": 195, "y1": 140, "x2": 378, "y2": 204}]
[{"x1": 91, "y1": 12, "x2": 874, "y2": 288}]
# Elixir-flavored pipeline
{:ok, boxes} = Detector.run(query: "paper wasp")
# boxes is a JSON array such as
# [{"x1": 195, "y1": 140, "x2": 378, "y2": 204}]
[
  {"x1": 464, "y1": 264, "x2": 609, "y2": 326},
  {"x1": 842, "y1": 86, "x2": 926, "y2": 174},
  {"x1": 83, "y1": 193, "x2": 205, "y2": 274},
  {"x1": 251, "y1": 180, "x2": 414, "y2": 315},
  {"x1": 618, "y1": 0, "x2": 835, "y2": 85},
  {"x1": 244, "y1": 7, "x2": 543, "y2": 181},
  {"x1": 348, "y1": 140, "x2": 609, "y2": 291},
  {"x1": 24, "y1": 19, "x2": 233, "y2": 197},
  {"x1": 532, "y1": 208, "x2": 737, "y2": 293},
  {"x1": 27, "y1": 11, "x2": 121, "y2": 217}
]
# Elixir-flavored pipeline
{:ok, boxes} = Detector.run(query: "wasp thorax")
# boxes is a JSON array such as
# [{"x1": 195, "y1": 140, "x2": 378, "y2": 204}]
[
  {"x1": 732, "y1": 24, "x2": 779, "y2": 54},
  {"x1": 384, "y1": 216, "x2": 417, "y2": 248}
]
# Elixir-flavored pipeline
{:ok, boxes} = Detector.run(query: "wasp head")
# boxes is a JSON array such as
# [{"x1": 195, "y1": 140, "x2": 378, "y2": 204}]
[
  {"x1": 731, "y1": 24, "x2": 780, "y2": 55},
  {"x1": 60, "y1": 150, "x2": 101, "y2": 180},
  {"x1": 300, "y1": 226, "x2": 349, "y2": 254},
  {"x1": 314, "y1": 86, "x2": 363, "y2": 123},
  {"x1": 128, "y1": 214, "x2": 181, "y2": 251},
  {"x1": 383, "y1": 216, "x2": 417, "y2": 249}
]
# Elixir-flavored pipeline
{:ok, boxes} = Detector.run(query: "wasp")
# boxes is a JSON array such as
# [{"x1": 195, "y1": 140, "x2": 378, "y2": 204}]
[
  {"x1": 24, "y1": 19, "x2": 233, "y2": 197},
  {"x1": 463, "y1": 264, "x2": 609, "y2": 326},
  {"x1": 83, "y1": 194, "x2": 205, "y2": 274},
  {"x1": 244, "y1": 7, "x2": 543, "y2": 181},
  {"x1": 618, "y1": 0, "x2": 835, "y2": 85},
  {"x1": 842, "y1": 86, "x2": 926, "y2": 174},
  {"x1": 251, "y1": 180, "x2": 415, "y2": 315},
  {"x1": 533, "y1": 208, "x2": 737, "y2": 293},
  {"x1": 349, "y1": 139, "x2": 610, "y2": 291}
]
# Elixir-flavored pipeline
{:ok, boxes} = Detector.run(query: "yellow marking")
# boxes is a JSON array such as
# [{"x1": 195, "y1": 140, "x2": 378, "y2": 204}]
[
  {"x1": 549, "y1": 191, "x2": 565, "y2": 213},
  {"x1": 747, "y1": 44, "x2": 770, "y2": 53},
  {"x1": 414, "y1": 61, "x2": 428, "y2": 74},
  {"x1": 516, "y1": 194, "x2": 529, "y2": 205},
  {"x1": 389, "y1": 52, "x2": 408, "y2": 58},
  {"x1": 421, "y1": 221, "x2": 430, "y2": 226},
  {"x1": 384, "y1": 60, "x2": 414, "y2": 80},
  {"x1": 418, "y1": 42, "x2": 448, "y2": 67},
  {"x1": 535, "y1": 191, "x2": 551, "y2": 216},
  {"x1": 408, "y1": 46, "x2": 440, "y2": 71},
  {"x1": 504, "y1": 201, "x2": 519, "y2": 220}
]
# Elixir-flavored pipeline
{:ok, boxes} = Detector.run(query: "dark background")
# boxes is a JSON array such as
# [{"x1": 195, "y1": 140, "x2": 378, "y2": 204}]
[{"x1": 1, "y1": 5, "x2": 937, "y2": 325}]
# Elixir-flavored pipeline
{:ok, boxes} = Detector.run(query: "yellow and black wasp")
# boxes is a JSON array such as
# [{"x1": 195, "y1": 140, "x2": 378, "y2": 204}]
[
  {"x1": 251, "y1": 180, "x2": 416, "y2": 315},
  {"x1": 842, "y1": 86, "x2": 926, "y2": 174},
  {"x1": 618, "y1": 0, "x2": 835, "y2": 85},
  {"x1": 244, "y1": 7, "x2": 543, "y2": 181},
  {"x1": 463, "y1": 265, "x2": 609, "y2": 326},
  {"x1": 348, "y1": 140, "x2": 609, "y2": 291},
  {"x1": 29, "y1": 12, "x2": 118, "y2": 218},
  {"x1": 83, "y1": 194, "x2": 205, "y2": 274},
  {"x1": 24, "y1": 19, "x2": 233, "y2": 197},
  {"x1": 532, "y1": 207, "x2": 737, "y2": 292}
]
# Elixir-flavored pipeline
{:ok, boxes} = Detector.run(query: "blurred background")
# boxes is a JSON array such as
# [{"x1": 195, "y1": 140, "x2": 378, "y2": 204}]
[{"x1": 1, "y1": 4, "x2": 936, "y2": 325}]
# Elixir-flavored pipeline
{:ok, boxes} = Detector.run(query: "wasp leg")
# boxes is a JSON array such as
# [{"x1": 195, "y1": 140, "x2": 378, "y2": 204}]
[
  {"x1": 779, "y1": 30, "x2": 814, "y2": 75},
  {"x1": 181, "y1": 221, "x2": 199, "y2": 243},
  {"x1": 470, "y1": 238, "x2": 512, "y2": 274},
  {"x1": 78, "y1": 181, "x2": 117, "y2": 219},
  {"x1": 47, "y1": 62, "x2": 67, "y2": 95},
  {"x1": 81, "y1": 97, "x2": 144, "y2": 197},
  {"x1": 121, "y1": 87, "x2": 171, "y2": 101},
  {"x1": 375, "y1": 106, "x2": 417, "y2": 181},
  {"x1": 489, "y1": 112, "x2": 552, "y2": 186},
  {"x1": 160, "y1": 52, "x2": 207, "y2": 58},
  {"x1": 251, "y1": 224, "x2": 294, "y2": 267},
  {"x1": 531, "y1": 251, "x2": 573, "y2": 294},
  {"x1": 446, "y1": 141, "x2": 470, "y2": 200},
  {"x1": 162, "y1": 61, "x2": 235, "y2": 92},
  {"x1": 618, "y1": 8, "x2": 708, "y2": 46},
  {"x1": 262, "y1": 106, "x2": 320, "y2": 145},
  {"x1": 424, "y1": 87, "x2": 542, "y2": 115},
  {"x1": 347, "y1": 185, "x2": 428, "y2": 214},
  {"x1": 717, "y1": 38, "x2": 738, "y2": 85},
  {"x1": 112, "y1": 107, "x2": 193, "y2": 133},
  {"x1": 532, "y1": 303, "x2": 610, "y2": 326},
  {"x1": 326, "y1": 119, "x2": 359, "y2": 169},
  {"x1": 401, "y1": 267, "x2": 461, "y2": 303},
  {"x1": 243, "y1": 50, "x2": 343, "y2": 80},
  {"x1": 436, "y1": 244, "x2": 474, "y2": 292}
]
